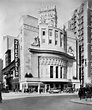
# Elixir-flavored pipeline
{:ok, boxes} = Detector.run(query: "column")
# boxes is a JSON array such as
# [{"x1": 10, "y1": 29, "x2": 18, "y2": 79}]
[
  {"x1": 62, "y1": 66, "x2": 64, "y2": 79},
  {"x1": 62, "y1": 36, "x2": 64, "y2": 48},
  {"x1": 45, "y1": 84, "x2": 47, "y2": 93},
  {"x1": 58, "y1": 66, "x2": 60, "y2": 78},
  {"x1": 38, "y1": 83, "x2": 40, "y2": 94},
  {"x1": 53, "y1": 66, "x2": 56, "y2": 78}
]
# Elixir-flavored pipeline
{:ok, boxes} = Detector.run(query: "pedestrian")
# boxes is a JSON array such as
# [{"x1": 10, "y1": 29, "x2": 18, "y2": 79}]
[
  {"x1": 78, "y1": 86, "x2": 83, "y2": 100},
  {"x1": 0, "y1": 83, "x2": 2, "y2": 103}
]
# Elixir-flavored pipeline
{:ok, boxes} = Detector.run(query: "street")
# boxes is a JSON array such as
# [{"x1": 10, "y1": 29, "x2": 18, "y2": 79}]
[{"x1": 0, "y1": 95, "x2": 92, "y2": 110}]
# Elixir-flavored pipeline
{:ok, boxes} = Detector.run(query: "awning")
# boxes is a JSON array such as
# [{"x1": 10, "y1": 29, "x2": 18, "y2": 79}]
[
  {"x1": 28, "y1": 83, "x2": 38, "y2": 86},
  {"x1": 28, "y1": 82, "x2": 45, "y2": 87},
  {"x1": 2, "y1": 60, "x2": 15, "y2": 74}
]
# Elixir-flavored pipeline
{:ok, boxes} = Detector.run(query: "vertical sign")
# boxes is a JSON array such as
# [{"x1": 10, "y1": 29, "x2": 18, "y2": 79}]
[{"x1": 14, "y1": 39, "x2": 19, "y2": 77}]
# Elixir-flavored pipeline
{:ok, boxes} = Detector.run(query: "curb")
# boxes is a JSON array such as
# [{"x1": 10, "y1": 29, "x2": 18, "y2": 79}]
[
  {"x1": 2, "y1": 92, "x2": 78, "y2": 100},
  {"x1": 70, "y1": 98, "x2": 92, "y2": 106}
]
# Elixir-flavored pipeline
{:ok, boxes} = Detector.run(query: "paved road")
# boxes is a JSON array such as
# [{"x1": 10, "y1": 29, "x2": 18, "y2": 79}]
[{"x1": 0, "y1": 94, "x2": 92, "y2": 110}]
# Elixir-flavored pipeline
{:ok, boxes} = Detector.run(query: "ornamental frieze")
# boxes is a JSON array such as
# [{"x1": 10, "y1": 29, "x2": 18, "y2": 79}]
[
  {"x1": 39, "y1": 56, "x2": 66, "y2": 66},
  {"x1": 23, "y1": 24, "x2": 38, "y2": 32}
]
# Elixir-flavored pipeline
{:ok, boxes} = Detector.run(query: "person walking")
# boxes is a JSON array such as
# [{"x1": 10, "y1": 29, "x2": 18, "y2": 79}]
[{"x1": 0, "y1": 82, "x2": 2, "y2": 103}]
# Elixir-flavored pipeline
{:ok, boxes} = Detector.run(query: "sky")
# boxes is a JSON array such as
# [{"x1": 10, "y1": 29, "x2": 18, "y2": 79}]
[{"x1": 0, "y1": 0, "x2": 86, "y2": 59}]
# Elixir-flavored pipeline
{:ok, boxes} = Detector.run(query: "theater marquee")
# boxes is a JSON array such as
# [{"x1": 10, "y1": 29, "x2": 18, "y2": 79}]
[{"x1": 14, "y1": 39, "x2": 19, "y2": 77}]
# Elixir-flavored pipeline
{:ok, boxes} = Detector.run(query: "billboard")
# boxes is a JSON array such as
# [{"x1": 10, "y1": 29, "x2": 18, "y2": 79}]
[{"x1": 14, "y1": 39, "x2": 19, "y2": 77}]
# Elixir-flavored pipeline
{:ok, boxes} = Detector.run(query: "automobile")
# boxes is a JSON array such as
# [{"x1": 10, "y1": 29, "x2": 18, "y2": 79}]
[
  {"x1": 63, "y1": 87, "x2": 74, "y2": 93},
  {"x1": 49, "y1": 88, "x2": 61, "y2": 93}
]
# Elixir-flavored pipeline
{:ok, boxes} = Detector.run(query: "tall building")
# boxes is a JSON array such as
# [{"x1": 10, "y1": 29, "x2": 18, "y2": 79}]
[
  {"x1": 68, "y1": 0, "x2": 92, "y2": 86},
  {"x1": 2, "y1": 6, "x2": 80, "y2": 92}
]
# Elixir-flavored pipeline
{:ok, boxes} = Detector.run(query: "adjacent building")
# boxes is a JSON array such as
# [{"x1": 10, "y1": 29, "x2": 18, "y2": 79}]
[{"x1": 68, "y1": 0, "x2": 92, "y2": 86}]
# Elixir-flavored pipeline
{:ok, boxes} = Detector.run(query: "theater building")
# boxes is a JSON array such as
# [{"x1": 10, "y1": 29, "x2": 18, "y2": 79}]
[{"x1": 2, "y1": 6, "x2": 80, "y2": 92}]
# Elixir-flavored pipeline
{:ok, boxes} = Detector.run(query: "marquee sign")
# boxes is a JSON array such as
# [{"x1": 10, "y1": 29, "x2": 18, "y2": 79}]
[{"x1": 14, "y1": 39, "x2": 19, "y2": 77}]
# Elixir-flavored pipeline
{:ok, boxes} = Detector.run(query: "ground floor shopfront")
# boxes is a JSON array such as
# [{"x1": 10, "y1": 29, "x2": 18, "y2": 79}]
[
  {"x1": 2, "y1": 60, "x2": 20, "y2": 92},
  {"x1": 20, "y1": 78, "x2": 80, "y2": 93}
]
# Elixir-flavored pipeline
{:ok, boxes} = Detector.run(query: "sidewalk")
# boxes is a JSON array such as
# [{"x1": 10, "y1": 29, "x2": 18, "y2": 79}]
[
  {"x1": 2, "y1": 92, "x2": 78, "y2": 100},
  {"x1": 2, "y1": 92, "x2": 92, "y2": 105},
  {"x1": 70, "y1": 98, "x2": 92, "y2": 105}
]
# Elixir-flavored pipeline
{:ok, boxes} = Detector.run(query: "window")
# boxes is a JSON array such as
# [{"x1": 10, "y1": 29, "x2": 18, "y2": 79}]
[
  {"x1": 60, "y1": 67, "x2": 62, "y2": 78},
  {"x1": 21, "y1": 38, "x2": 22, "y2": 42},
  {"x1": 50, "y1": 66, "x2": 53, "y2": 78},
  {"x1": 91, "y1": 63, "x2": 92, "y2": 67},
  {"x1": 42, "y1": 30, "x2": 45, "y2": 36},
  {"x1": 91, "y1": 11, "x2": 92, "y2": 16},
  {"x1": 60, "y1": 32, "x2": 62, "y2": 47},
  {"x1": 49, "y1": 39, "x2": 52, "y2": 44},
  {"x1": 42, "y1": 29, "x2": 46, "y2": 43},
  {"x1": 42, "y1": 39, "x2": 45, "y2": 43},
  {"x1": 55, "y1": 31, "x2": 58, "y2": 45},
  {"x1": 56, "y1": 66, "x2": 58, "y2": 78},
  {"x1": 91, "y1": 29, "x2": 92, "y2": 33},
  {"x1": 49, "y1": 29, "x2": 52, "y2": 44},
  {"x1": 20, "y1": 46, "x2": 22, "y2": 50},
  {"x1": 91, "y1": 34, "x2": 92, "y2": 38},
  {"x1": 49, "y1": 30, "x2": 52, "y2": 36}
]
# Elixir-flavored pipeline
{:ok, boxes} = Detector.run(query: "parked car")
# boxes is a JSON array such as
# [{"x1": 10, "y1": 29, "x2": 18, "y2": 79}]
[
  {"x1": 49, "y1": 88, "x2": 61, "y2": 93},
  {"x1": 63, "y1": 87, "x2": 74, "y2": 93}
]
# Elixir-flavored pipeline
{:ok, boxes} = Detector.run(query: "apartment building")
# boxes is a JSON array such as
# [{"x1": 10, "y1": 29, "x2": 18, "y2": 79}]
[{"x1": 68, "y1": 0, "x2": 92, "y2": 86}]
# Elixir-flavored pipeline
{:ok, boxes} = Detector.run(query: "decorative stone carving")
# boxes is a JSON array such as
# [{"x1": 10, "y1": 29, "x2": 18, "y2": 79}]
[
  {"x1": 38, "y1": 5, "x2": 57, "y2": 27},
  {"x1": 39, "y1": 56, "x2": 66, "y2": 66},
  {"x1": 24, "y1": 24, "x2": 38, "y2": 32},
  {"x1": 31, "y1": 36, "x2": 40, "y2": 47},
  {"x1": 67, "y1": 45, "x2": 74, "y2": 56}
]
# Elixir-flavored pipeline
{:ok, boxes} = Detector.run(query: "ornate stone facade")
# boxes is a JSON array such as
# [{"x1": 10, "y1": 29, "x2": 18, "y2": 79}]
[{"x1": 39, "y1": 56, "x2": 66, "y2": 66}]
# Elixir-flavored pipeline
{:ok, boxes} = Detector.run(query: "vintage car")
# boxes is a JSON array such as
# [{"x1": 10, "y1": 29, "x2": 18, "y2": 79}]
[{"x1": 49, "y1": 88, "x2": 61, "y2": 93}]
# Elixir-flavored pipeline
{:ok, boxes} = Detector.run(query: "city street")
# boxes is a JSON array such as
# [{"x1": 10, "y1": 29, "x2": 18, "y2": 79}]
[{"x1": 0, "y1": 94, "x2": 92, "y2": 110}]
